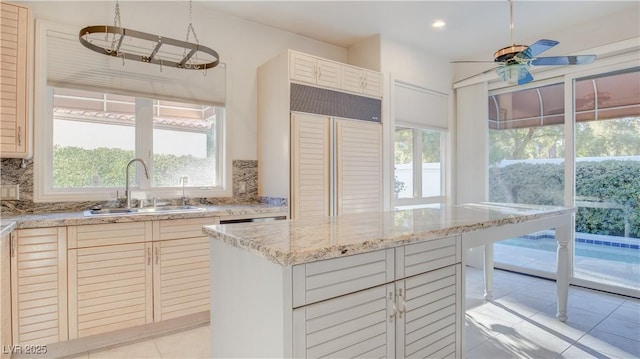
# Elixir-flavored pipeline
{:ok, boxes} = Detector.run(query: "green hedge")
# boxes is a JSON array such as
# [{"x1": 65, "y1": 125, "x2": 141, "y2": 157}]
[
  {"x1": 489, "y1": 160, "x2": 640, "y2": 238},
  {"x1": 52, "y1": 146, "x2": 214, "y2": 188}
]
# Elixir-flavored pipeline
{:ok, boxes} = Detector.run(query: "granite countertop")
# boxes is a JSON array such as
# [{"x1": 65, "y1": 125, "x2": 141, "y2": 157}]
[
  {"x1": 1, "y1": 219, "x2": 16, "y2": 237},
  {"x1": 1, "y1": 204, "x2": 288, "y2": 229},
  {"x1": 203, "y1": 202, "x2": 575, "y2": 266}
]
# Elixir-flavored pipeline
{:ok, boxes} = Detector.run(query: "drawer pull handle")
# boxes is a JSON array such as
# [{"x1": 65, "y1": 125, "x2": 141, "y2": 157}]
[
  {"x1": 17, "y1": 127, "x2": 22, "y2": 146},
  {"x1": 147, "y1": 247, "x2": 151, "y2": 265},
  {"x1": 388, "y1": 291, "x2": 397, "y2": 322},
  {"x1": 398, "y1": 288, "x2": 407, "y2": 319},
  {"x1": 155, "y1": 247, "x2": 159, "y2": 265},
  {"x1": 11, "y1": 234, "x2": 16, "y2": 257}
]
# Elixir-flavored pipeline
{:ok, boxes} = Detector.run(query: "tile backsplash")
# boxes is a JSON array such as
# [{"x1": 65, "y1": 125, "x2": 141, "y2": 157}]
[{"x1": 0, "y1": 158, "x2": 282, "y2": 216}]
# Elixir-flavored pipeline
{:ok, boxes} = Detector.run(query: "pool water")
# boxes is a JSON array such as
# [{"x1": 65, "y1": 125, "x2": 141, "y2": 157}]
[{"x1": 500, "y1": 236, "x2": 640, "y2": 265}]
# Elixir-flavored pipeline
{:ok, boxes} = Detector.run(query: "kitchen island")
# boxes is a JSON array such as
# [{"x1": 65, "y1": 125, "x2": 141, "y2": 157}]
[{"x1": 204, "y1": 203, "x2": 574, "y2": 358}]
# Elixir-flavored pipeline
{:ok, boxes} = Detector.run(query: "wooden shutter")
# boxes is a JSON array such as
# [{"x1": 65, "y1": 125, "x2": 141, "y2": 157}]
[
  {"x1": 335, "y1": 119, "x2": 382, "y2": 215},
  {"x1": 11, "y1": 228, "x2": 67, "y2": 345},
  {"x1": 293, "y1": 283, "x2": 395, "y2": 358},
  {"x1": 0, "y1": 2, "x2": 29, "y2": 156},
  {"x1": 291, "y1": 112, "x2": 331, "y2": 219}
]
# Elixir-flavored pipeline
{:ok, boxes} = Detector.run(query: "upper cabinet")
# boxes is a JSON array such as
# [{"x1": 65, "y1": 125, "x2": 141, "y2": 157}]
[
  {"x1": 288, "y1": 50, "x2": 382, "y2": 98},
  {"x1": 0, "y1": 2, "x2": 31, "y2": 158},
  {"x1": 341, "y1": 64, "x2": 383, "y2": 97},
  {"x1": 289, "y1": 51, "x2": 341, "y2": 89}
]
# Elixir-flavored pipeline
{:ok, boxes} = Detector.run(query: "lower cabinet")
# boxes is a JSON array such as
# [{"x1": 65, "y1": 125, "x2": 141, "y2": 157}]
[
  {"x1": 68, "y1": 242, "x2": 153, "y2": 339},
  {"x1": 211, "y1": 234, "x2": 462, "y2": 358},
  {"x1": 291, "y1": 235, "x2": 461, "y2": 358},
  {"x1": 293, "y1": 265, "x2": 461, "y2": 358},
  {"x1": 1, "y1": 230, "x2": 12, "y2": 358},
  {"x1": 67, "y1": 217, "x2": 216, "y2": 339},
  {"x1": 152, "y1": 218, "x2": 215, "y2": 321},
  {"x1": 10, "y1": 227, "x2": 68, "y2": 345}
]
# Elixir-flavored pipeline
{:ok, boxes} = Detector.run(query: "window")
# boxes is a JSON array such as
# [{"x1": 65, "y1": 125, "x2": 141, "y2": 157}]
[
  {"x1": 38, "y1": 87, "x2": 226, "y2": 201},
  {"x1": 394, "y1": 126, "x2": 445, "y2": 207}
]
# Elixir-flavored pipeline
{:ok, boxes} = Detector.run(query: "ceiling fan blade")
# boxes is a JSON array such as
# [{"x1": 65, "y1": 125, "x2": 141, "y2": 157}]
[
  {"x1": 518, "y1": 67, "x2": 534, "y2": 85},
  {"x1": 531, "y1": 55, "x2": 596, "y2": 66},
  {"x1": 519, "y1": 39, "x2": 559, "y2": 59},
  {"x1": 450, "y1": 60, "x2": 501, "y2": 64}
]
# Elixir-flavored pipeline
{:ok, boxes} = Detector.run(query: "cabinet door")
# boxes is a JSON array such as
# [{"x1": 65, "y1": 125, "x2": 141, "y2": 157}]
[
  {"x1": 0, "y1": 2, "x2": 29, "y2": 157},
  {"x1": 11, "y1": 228, "x2": 67, "y2": 345},
  {"x1": 0, "y1": 231, "x2": 11, "y2": 355},
  {"x1": 293, "y1": 283, "x2": 396, "y2": 358},
  {"x1": 68, "y1": 242, "x2": 153, "y2": 339},
  {"x1": 396, "y1": 265, "x2": 461, "y2": 359},
  {"x1": 153, "y1": 237, "x2": 210, "y2": 321},
  {"x1": 335, "y1": 119, "x2": 382, "y2": 215},
  {"x1": 363, "y1": 70, "x2": 383, "y2": 97},
  {"x1": 291, "y1": 112, "x2": 331, "y2": 219},
  {"x1": 341, "y1": 65, "x2": 364, "y2": 94},
  {"x1": 289, "y1": 51, "x2": 316, "y2": 84},
  {"x1": 315, "y1": 58, "x2": 341, "y2": 89}
]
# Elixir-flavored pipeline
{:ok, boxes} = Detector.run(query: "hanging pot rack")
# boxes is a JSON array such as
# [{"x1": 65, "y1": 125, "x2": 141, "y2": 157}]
[{"x1": 79, "y1": 25, "x2": 219, "y2": 70}]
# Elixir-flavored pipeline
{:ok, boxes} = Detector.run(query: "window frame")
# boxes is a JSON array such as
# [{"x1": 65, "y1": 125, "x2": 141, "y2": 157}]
[
  {"x1": 34, "y1": 87, "x2": 230, "y2": 202},
  {"x1": 393, "y1": 125, "x2": 447, "y2": 208}
]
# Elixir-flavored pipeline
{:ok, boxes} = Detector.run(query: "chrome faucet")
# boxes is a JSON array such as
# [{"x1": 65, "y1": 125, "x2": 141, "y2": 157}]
[{"x1": 125, "y1": 158, "x2": 150, "y2": 209}]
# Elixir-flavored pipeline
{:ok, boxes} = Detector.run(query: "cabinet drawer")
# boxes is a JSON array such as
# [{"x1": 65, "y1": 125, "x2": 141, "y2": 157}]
[
  {"x1": 153, "y1": 217, "x2": 219, "y2": 241},
  {"x1": 395, "y1": 236, "x2": 460, "y2": 279},
  {"x1": 293, "y1": 249, "x2": 394, "y2": 307},
  {"x1": 68, "y1": 222, "x2": 151, "y2": 248}
]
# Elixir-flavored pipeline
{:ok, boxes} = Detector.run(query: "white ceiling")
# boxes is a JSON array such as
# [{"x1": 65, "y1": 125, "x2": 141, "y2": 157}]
[{"x1": 202, "y1": 1, "x2": 639, "y2": 62}]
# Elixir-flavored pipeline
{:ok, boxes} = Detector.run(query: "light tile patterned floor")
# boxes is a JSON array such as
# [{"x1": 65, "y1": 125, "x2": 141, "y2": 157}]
[
  {"x1": 465, "y1": 267, "x2": 640, "y2": 359},
  {"x1": 71, "y1": 267, "x2": 638, "y2": 358}
]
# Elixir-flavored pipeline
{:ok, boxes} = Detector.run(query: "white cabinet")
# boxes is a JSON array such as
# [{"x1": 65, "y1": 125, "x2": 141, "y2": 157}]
[
  {"x1": 290, "y1": 51, "x2": 341, "y2": 89},
  {"x1": 342, "y1": 65, "x2": 383, "y2": 97},
  {"x1": 258, "y1": 50, "x2": 383, "y2": 217},
  {"x1": 0, "y1": 2, "x2": 31, "y2": 158},
  {"x1": 292, "y1": 236, "x2": 461, "y2": 358},
  {"x1": 290, "y1": 112, "x2": 382, "y2": 218},
  {"x1": 11, "y1": 227, "x2": 68, "y2": 345},
  {"x1": 67, "y1": 217, "x2": 217, "y2": 339},
  {"x1": 152, "y1": 217, "x2": 216, "y2": 321},
  {"x1": 291, "y1": 113, "x2": 331, "y2": 219},
  {"x1": 67, "y1": 222, "x2": 153, "y2": 339},
  {"x1": 0, "y1": 231, "x2": 11, "y2": 358},
  {"x1": 293, "y1": 283, "x2": 396, "y2": 358},
  {"x1": 335, "y1": 118, "x2": 382, "y2": 215},
  {"x1": 210, "y1": 235, "x2": 462, "y2": 358}
]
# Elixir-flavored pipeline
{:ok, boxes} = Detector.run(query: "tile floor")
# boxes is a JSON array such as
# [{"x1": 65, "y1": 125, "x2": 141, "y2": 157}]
[
  {"x1": 465, "y1": 267, "x2": 640, "y2": 359},
  {"x1": 69, "y1": 267, "x2": 639, "y2": 359}
]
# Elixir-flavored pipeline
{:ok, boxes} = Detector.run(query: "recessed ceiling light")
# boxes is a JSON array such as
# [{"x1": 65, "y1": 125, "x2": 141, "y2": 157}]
[{"x1": 432, "y1": 20, "x2": 446, "y2": 29}]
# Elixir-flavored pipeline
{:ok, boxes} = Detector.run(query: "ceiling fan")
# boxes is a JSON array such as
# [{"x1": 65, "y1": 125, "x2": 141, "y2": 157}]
[{"x1": 454, "y1": 0, "x2": 596, "y2": 85}]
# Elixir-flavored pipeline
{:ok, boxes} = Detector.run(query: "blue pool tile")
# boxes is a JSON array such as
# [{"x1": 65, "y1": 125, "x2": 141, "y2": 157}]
[
  {"x1": 613, "y1": 242, "x2": 620, "y2": 247},
  {"x1": 621, "y1": 244, "x2": 629, "y2": 248},
  {"x1": 631, "y1": 245, "x2": 639, "y2": 250}
]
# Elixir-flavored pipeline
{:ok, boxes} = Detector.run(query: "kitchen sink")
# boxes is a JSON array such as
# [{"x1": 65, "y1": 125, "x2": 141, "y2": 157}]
[{"x1": 84, "y1": 205, "x2": 205, "y2": 216}]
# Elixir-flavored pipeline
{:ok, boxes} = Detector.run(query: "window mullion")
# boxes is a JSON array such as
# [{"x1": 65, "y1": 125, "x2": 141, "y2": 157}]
[
  {"x1": 135, "y1": 98, "x2": 154, "y2": 190},
  {"x1": 413, "y1": 128, "x2": 422, "y2": 199}
]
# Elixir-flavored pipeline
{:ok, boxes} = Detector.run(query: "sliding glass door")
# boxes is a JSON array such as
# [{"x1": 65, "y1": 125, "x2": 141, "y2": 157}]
[
  {"x1": 572, "y1": 69, "x2": 640, "y2": 294},
  {"x1": 488, "y1": 66, "x2": 639, "y2": 297}
]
